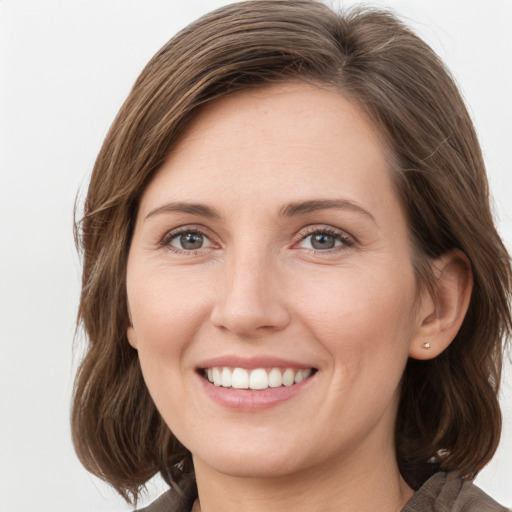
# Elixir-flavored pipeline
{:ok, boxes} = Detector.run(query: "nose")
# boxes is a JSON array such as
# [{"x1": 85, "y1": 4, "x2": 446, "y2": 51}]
[{"x1": 210, "y1": 251, "x2": 291, "y2": 338}]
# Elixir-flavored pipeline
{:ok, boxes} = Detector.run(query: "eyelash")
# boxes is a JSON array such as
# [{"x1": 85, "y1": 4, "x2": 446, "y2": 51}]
[
  {"x1": 159, "y1": 225, "x2": 355, "y2": 254},
  {"x1": 159, "y1": 227, "x2": 215, "y2": 254},
  {"x1": 294, "y1": 226, "x2": 355, "y2": 253}
]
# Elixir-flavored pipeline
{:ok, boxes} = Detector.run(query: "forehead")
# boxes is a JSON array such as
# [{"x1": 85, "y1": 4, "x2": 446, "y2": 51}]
[
  {"x1": 139, "y1": 82, "x2": 396, "y2": 216},
  {"x1": 180, "y1": 82, "x2": 387, "y2": 158}
]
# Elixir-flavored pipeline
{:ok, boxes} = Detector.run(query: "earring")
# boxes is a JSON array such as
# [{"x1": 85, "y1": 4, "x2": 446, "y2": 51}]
[{"x1": 423, "y1": 342, "x2": 431, "y2": 349}]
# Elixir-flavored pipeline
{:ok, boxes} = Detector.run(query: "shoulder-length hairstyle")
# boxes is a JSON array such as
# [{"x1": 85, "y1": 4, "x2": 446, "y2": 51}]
[{"x1": 73, "y1": 0, "x2": 512, "y2": 503}]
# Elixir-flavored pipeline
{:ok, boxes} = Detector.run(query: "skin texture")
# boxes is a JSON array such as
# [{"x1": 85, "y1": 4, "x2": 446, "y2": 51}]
[{"x1": 126, "y1": 83, "x2": 472, "y2": 512}]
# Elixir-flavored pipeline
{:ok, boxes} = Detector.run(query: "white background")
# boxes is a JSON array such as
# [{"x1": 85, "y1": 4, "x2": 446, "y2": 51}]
[{"x1": 0, "y1": 1, "x2": 510, "y2": 510}]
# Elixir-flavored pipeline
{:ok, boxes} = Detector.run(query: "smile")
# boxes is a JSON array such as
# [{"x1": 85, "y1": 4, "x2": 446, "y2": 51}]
[{"x1": 202, "y1": 367, "x2": 314, "y2": 390}]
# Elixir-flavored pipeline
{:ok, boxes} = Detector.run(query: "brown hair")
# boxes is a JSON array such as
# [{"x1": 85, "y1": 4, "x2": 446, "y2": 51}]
[{"x1": 72, "y1": 0, "x2": 512, "y2": 503}]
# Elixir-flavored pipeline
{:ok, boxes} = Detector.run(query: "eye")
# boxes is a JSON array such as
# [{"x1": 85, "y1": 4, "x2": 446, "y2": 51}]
[
  {"x1": 163, "y1": 229, "x2": 214, "y2": 252},
  {"x1": 296, "y1": 228, "x2": 354, "y2": 251}
]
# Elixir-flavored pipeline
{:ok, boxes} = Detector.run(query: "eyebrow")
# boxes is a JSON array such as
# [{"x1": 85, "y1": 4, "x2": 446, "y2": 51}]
[
  {"x1": 280, "y1": 199, "x2": 375, "y2": 222},
  {"x1": 145, "y1": 202, "x2": 221, "y2": 221},
  {"x1": 145, "y1": 198, "x2": 375, "y2": 223}
]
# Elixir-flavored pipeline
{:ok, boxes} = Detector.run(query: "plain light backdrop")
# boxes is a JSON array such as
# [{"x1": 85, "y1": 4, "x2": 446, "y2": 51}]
[{"x1": 0, "y1": 1, "x2": 511, "y2": 511}]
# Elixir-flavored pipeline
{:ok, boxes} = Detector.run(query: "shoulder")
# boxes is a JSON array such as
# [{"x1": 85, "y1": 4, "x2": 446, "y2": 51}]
[
  {"x1": 402, "y1": 471, "x2": 509, "y2": 512},
  {"x1": 135, "y1": 485, "x2": 196, "y2": 512},
  {"x1": 135, "y1": 490, "x2": 184, "y2": 512},
  {"x1": 135, "y1": 476, "x2": 197, "y2": 512}
]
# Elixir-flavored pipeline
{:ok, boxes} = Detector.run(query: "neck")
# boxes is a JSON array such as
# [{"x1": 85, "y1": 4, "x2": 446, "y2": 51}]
[{"x1": 192, "y1": 441, "x2": 413, "y2": 512}]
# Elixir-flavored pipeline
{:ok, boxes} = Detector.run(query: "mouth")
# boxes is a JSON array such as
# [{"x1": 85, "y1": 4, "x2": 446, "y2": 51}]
[{"x1": 200, "y1": 366, "x2": 316, "y2": 391}]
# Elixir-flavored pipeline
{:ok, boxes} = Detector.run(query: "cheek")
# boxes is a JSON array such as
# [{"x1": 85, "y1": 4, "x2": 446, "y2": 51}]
[
  {"x1": 128, "y1": 267, "x2": 210, "y2": 348},
  {"x1": 292, "y1": 264, "x2": 417, "y2": 368},
  {"x1": 126, "y1": 272, "x2": 205, "y2": 423},
  {"x1": 126, "y1": 268, "x2": 215, "y2": 413}
]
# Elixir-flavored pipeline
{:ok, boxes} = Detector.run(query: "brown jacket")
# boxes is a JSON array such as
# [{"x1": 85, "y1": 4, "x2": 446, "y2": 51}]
[{"x1": 137, "y1": 472, "x2": 509, "y2": 512}]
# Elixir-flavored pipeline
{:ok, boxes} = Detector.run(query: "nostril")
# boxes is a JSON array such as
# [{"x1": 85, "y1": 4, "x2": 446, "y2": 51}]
[{"x1": 210, "y1": 300, "x2": 292, "y2": 336}]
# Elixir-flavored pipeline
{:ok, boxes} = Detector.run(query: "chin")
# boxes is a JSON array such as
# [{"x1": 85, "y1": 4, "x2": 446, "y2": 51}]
[
  {"x1": 197, "y1": 452, "x2": 302, "y2": 479},
  {"x1": 190, "y1": 435, "x2": 311, "y2": 479}
]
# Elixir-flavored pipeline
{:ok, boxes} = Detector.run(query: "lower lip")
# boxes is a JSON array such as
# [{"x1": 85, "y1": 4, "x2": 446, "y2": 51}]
[{"x1": 197, "y1": 373, "x2": 315, "y2": 411}]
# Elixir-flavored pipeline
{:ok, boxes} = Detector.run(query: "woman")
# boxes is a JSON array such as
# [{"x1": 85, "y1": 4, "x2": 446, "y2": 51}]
[{"x1": 72, "y1": 1, "x2": 511, "y2": 511}]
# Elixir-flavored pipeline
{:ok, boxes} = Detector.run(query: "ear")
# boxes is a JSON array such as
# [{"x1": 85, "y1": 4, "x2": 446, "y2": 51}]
[
  {"x1": 127, "y1": 325, "x2": 138, "y2": 349},
  {"x1": 409, "y1": 250, "x2": 473, "y2": 360},
  {"x1": 126, "y1": 302, "x2": 138, "y2": 349}
]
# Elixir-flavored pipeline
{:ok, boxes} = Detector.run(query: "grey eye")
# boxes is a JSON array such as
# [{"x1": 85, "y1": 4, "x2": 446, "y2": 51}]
[
  {"x1": 299, "y1": 232, "x2": 343, "y2": 251},
  {"x1": 310, "y1": 233, "x2": 336, "y2": 250},
  {"x1": 182, "y1": 232, "x2": 203, "y2": 249},
  {"x1": 171, "y1": 231, "x2": 207, "y2": 250}
]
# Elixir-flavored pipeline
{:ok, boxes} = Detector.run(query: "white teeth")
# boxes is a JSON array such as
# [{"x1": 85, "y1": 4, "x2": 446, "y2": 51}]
[
  {"x1": 268, "y1": 368, "x2": 282, "y2": 388},
  {"x1": 282, "y1": 368, "x2": 295, "y2": 386},
  {"x1": 249, "y1": 368, "x2": 269, "y2": 390},
  {"x1": 294, "y1": 368, "x2": 313, "y2": 383},
  {"x1": 205, "y1": 366, "x2": 313, "y2": 390},
  {"x1": 231, "y1": 368, "x2": 249, "y2": 389},
  {"x1": 213, "y1": 367, "x2": 222, "y2": 386},
  {"x1": 221, "y1": 367, "x2": 231, "y2": 387}
]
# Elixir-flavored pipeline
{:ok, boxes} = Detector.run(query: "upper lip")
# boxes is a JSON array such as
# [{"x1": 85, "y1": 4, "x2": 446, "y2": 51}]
[{"x1": 197, "y1": 355, "x2": 316, "y2": 370}]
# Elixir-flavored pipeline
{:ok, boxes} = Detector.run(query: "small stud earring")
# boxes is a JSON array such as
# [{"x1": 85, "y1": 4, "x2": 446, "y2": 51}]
[{"x1": 423, "y1": 342, "x2": 431, "y2": 349}]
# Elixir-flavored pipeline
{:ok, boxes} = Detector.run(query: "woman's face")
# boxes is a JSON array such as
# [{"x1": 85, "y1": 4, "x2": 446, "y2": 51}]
[{"x1": 126, "y1": 83, "x2": 426, "y2": 479}]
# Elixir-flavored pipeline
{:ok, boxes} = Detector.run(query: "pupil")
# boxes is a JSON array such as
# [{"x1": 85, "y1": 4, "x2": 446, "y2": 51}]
[
  {"x1": 181, "y1": 232, "x2": 203, "y2": 250},
  {"x1": 311, "y1": 233, "x2": 334, "y2": 250}
]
